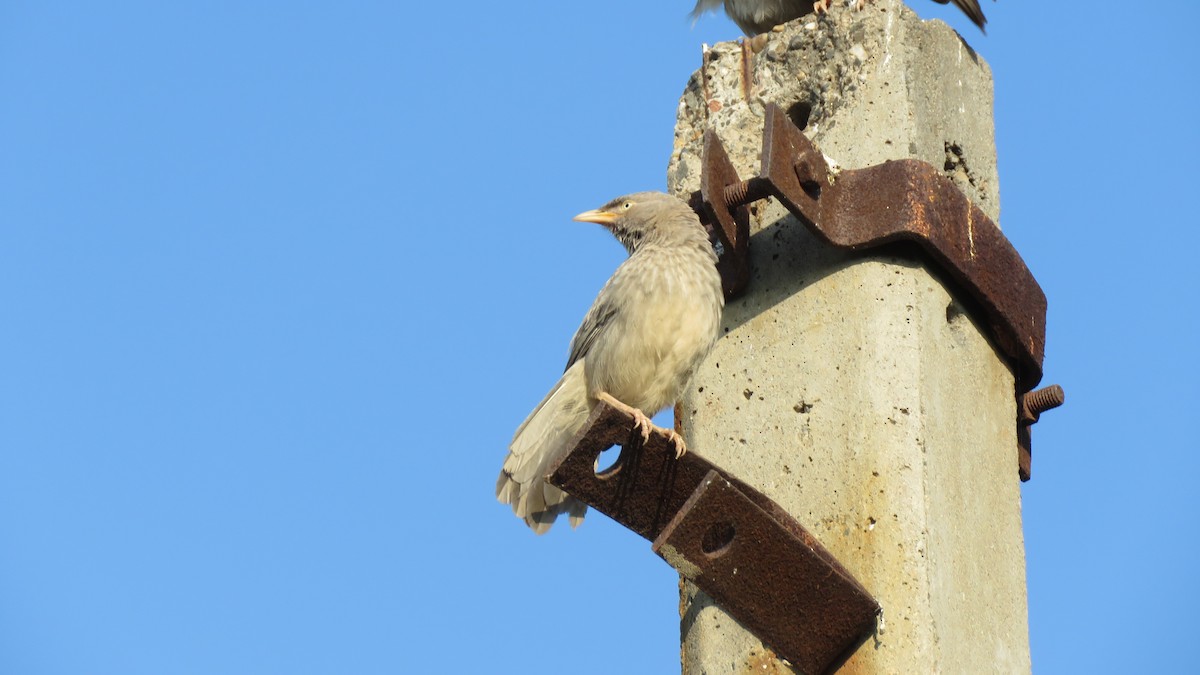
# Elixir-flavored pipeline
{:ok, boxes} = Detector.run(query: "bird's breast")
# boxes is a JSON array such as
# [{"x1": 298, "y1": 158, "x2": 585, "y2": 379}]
[{"x1": 585, "y1": 249, "x2": 723, "y2": 415}]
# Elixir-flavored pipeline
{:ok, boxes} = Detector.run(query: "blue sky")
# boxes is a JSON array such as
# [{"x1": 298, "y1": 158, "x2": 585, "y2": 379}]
[{"x1": 1, "y1": 2, "x2": 1196, "y2": 673}]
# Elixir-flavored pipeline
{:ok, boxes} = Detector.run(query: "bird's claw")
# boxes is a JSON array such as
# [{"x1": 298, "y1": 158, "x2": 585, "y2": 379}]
[
  {"x1": 595, "y1": 391, "x2": 686, "y2": 457},
  {"x1": 814, "y1": 0, "x2": 868, "y2": 14},
  {"x1": 596, "y1": 392, "x2": 654, "y2": 445},
  {"x1": 666, "y1": 429, "x2": 688, "y2": 459},
  {"x1": 631, "y1": 409, "x2": 653, "y2": 445}
]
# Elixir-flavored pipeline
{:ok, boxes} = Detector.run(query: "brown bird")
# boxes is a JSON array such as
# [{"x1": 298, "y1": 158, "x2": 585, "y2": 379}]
[
  {"x1": 496, "y1": 193, "x2": 724, "y2": 534},
  {"x1": 691, "y1": 0, "x2": 991, "y2": 35}
]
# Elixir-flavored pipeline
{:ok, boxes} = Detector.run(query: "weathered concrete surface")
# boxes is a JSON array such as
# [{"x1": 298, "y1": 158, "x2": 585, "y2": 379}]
[{"x1": 668, "y1": 1, "x2": 1030, "y2": 672}]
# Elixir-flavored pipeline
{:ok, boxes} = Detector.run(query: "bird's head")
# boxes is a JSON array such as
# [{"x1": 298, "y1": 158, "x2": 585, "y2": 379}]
[{"x1": 572, "y1": 192, "x2": 708, "y2": 254}]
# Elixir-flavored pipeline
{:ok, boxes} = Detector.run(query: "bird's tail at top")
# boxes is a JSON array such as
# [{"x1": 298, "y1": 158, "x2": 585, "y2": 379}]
[
  {"x1": 495, "y1": 361, "x2": 590, "y2": 534},
  {"x1": 689, "y1": 0, "x2": 725, "y2": 23},
  {"x1": 946, "y1": 0, "x2": 988, "y2": 31}
]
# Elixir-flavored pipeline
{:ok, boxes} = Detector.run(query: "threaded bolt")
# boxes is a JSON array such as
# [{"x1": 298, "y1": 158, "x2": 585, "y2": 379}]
[
  {"x1": 1020, "y1": 384, "x2": 1064, "y2": 424},
  {"x1": 722, "y1": 177, "x2": 772, "y2": 208}
]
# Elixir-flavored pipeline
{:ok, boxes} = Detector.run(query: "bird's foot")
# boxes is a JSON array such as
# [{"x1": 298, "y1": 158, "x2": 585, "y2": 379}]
[
  {"x1": 595, "y1": 392, "x2": 686, "y2": 454},
  {"x1": 595, "y1": 392, "x2": 653, "y2": 445},
  {"x1": 815, "y1": 0, "x2": 868, "y2": 14}
]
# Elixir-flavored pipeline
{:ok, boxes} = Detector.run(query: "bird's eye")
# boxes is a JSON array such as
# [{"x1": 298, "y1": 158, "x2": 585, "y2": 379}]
[{"x1": 622, "y1": 202, "x2": 632, "y2": 210}]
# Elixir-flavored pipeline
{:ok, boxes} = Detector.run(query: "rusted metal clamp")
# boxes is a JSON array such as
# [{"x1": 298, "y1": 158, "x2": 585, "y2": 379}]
[
  {"x1": 688, "y1": 103, "x2": 1062, "y2": 479},
  {"x1": 547, "y1": 400, "x2": 880, "y2": 675},
  {"x1": 1017, "y1": 385, "x2": 1065, "y2": 479}
]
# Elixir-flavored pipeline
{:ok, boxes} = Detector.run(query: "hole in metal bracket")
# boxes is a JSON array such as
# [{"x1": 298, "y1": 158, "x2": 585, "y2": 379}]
[
  {"x1": 594, "y1": 445, "x2": 624, "y2": 479},
  {"x1": 701, "y1": 521, "x2": 736, "y2": 557},
  {"x1": 800, "y1": 179, "x2": 821, "y2": 201}
]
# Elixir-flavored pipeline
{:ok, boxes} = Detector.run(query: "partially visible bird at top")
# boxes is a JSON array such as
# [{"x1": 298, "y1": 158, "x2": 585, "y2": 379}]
[
  {"x1": 496, "y1": 192, "x2": 725, "y2": 534},
  {"x1": 691, "y1": 0, "x2": 991, "y2": 36}
]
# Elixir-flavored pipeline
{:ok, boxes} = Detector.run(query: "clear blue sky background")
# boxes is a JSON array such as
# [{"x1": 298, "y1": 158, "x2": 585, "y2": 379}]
[{"x1": 1, "y1": 2, "x2": 1196, "y2": 673}]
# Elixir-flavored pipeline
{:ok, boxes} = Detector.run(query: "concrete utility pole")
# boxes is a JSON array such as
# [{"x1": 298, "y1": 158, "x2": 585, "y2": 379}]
[{"x1": 669, "y1": 1, "x2": 1030, "y2": 672}]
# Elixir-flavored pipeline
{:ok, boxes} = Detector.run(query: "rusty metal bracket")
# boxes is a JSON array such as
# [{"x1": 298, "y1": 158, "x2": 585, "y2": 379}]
[
  {"x1": 547, "y1": 400, "x2": 880, "y2": 675},
  {"x1": 688, "y1": 103, "x2": 1062, "y2": 480},
  {"x1": 1017, "y1": 384, "x2": 1065, "y2": 479},
  {"x1": 689, "y1": 130, "x2": 755, "y2": 298}
]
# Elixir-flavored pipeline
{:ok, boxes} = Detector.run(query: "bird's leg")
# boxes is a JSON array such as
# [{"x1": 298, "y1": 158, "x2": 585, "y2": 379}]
[
  {"x1": 595, "y1": 392, "x2": 653, "y2": 445},
  {"x1": 814, "y1": 0, "x2": 831, "y2": 14},
  {"x1": 594, "y1": 392, "x2": 687, "y2": 458}
]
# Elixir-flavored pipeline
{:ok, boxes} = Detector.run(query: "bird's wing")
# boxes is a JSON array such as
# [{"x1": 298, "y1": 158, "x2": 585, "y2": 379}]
[
  {"x1": 934, "y1": 0, "x2": 988, "y2": 30},
  {"x1": 565, "y1": 290, "x2": 618, "y2": 371},
  {"x1": 953, "y1": 0, "x2": 987, "y2": 29}
]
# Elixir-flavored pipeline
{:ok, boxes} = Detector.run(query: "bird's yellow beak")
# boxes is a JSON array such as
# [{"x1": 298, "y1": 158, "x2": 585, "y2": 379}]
[{"x1": 572, "y1": 209, "x2": 618, "y2": 225}]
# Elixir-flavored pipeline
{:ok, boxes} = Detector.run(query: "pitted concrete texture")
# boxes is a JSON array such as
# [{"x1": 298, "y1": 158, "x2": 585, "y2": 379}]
[{"x1": 668, "y1": 1, "x2": 1030, "y2": 672}]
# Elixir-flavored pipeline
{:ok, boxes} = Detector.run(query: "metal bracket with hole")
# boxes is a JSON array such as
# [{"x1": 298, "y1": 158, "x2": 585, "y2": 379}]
[
  {"x1": 686, "y1": 103, "x2": 1062, "y2": 480},
  {"x1": 547, "y1": 399, "x2": 881, "y2": 675}
]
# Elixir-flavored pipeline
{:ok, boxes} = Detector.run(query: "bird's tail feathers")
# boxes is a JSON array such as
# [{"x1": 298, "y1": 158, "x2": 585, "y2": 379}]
[
  {"x1": 689, "y1": 0, "x2": 723, "y2": 23},
  {"x1": 496, "y1": 361, "x2": 590, "y2": 534}
]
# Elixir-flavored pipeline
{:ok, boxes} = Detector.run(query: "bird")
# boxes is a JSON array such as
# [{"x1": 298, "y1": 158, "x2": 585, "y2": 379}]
[
  {"x1": 930, "y1": 0, "x2": 987, "y2": 30},
  {"x1": 691, "y1": 0, "x2": 990, "y2": 36},
  {"x1": 496, "y1": 192, "x2": 725, "y2": 534}
]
